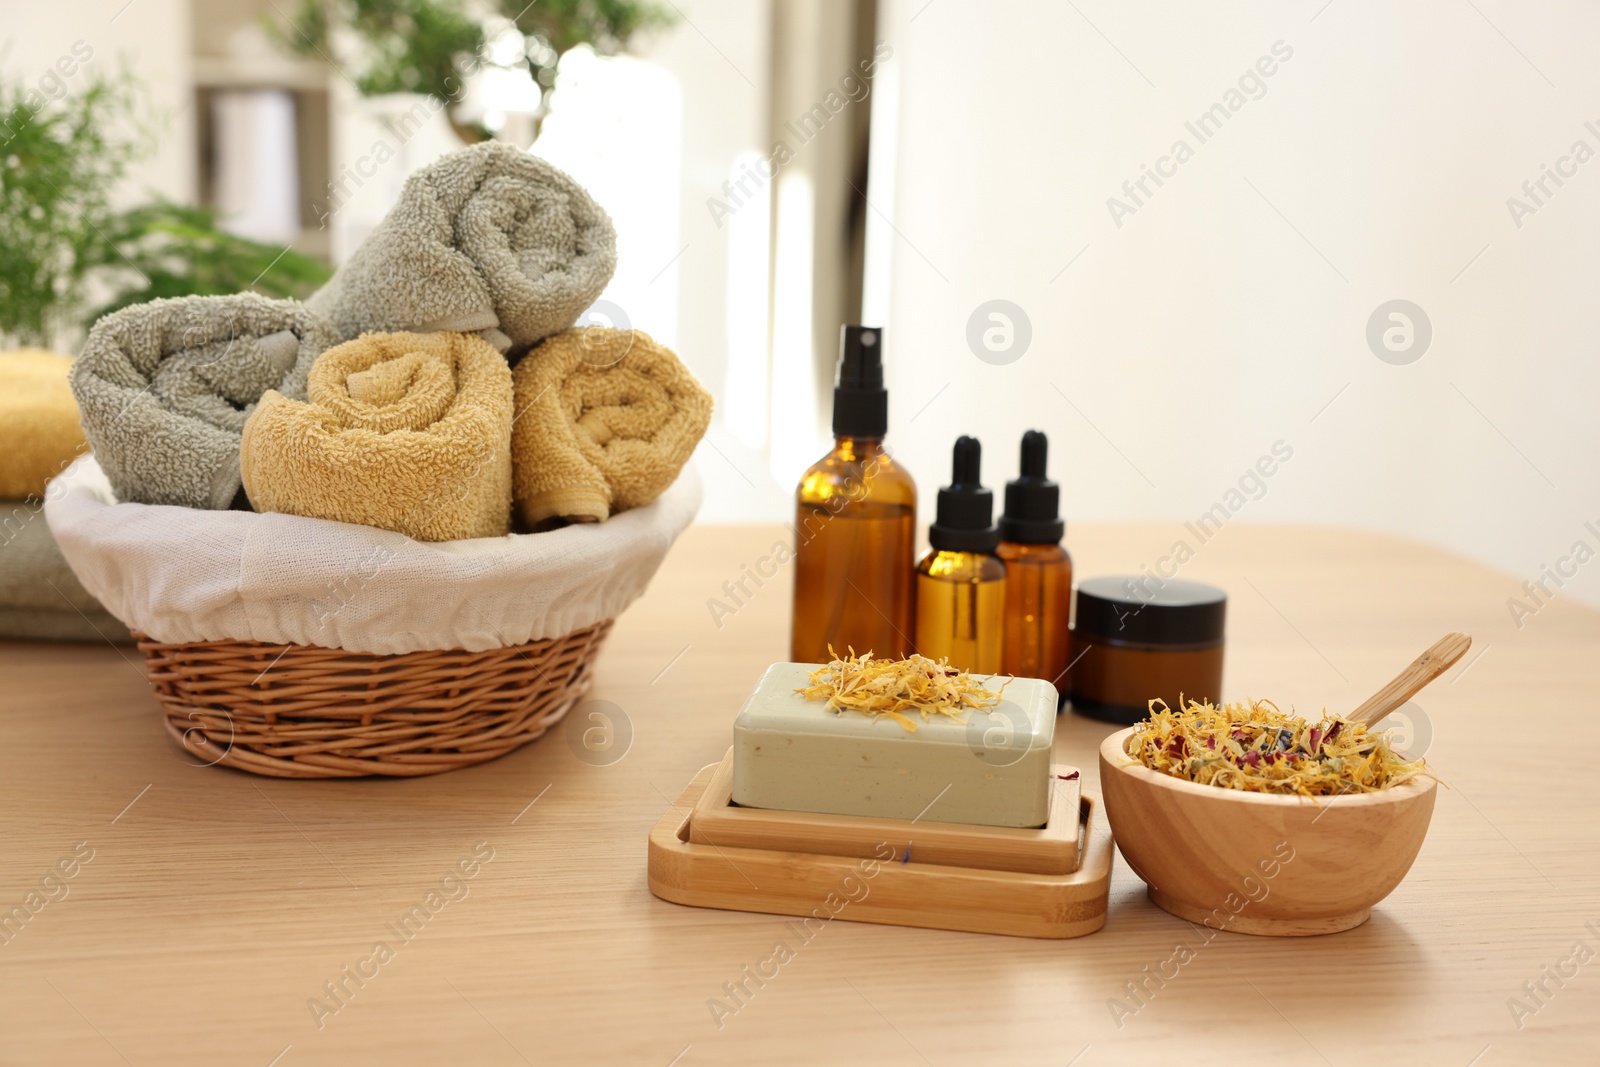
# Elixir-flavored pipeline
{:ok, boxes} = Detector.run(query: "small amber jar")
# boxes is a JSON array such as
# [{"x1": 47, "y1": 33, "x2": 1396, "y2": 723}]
[{"x1": 1067, "y1": 576, "x2": 1226, "y2": 724}]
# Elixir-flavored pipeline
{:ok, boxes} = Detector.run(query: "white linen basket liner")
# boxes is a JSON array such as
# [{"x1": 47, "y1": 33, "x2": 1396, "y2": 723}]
[{"x1": 45, "y1": 456, "x2": 700, "y2": 656}]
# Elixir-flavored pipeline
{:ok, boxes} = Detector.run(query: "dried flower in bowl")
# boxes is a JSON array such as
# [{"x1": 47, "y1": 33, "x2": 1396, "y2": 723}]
[{"x1": 1125, "y1": 696, "x2": 1428, "y2": 797}]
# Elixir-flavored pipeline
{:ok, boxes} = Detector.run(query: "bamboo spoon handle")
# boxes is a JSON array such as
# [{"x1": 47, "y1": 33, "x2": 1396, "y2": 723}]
[{"x1": 1349, "y1": 632, "x2": 1472, "y2": 726}]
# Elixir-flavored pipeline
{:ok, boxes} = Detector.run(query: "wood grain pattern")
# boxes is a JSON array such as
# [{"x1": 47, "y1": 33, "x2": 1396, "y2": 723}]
[
  {"x1": 690, "y1": 748, "x2": 1083, "y2": 875},
  {"x1": 651, "y1": 763, "x2": 1111, "y2": 939},
  {"x1": 1, "y1": 523, "x2": 1597, "y2": 1065}
]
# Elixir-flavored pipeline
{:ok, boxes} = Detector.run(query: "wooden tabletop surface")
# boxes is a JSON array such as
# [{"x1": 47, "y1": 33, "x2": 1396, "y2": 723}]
[{"x1": 2, "y1": 522, "x2": 1596, "y2": 1065}]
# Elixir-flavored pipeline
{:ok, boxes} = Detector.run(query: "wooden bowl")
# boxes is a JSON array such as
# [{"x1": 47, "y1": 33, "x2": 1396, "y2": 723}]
[{"x1": 1098, "y1": 727, "x2": 1436, "y2": 936}]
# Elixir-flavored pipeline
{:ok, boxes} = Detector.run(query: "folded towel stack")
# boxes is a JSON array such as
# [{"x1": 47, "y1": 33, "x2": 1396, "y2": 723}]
[
  {"x1": 0, "y1": 351, "x2": 131, "y2": 642},
  {"x1": 3, "y1": 500, "x2": 133, "y2": 643},
  {"x1": 512, "y1": 328, "x2": 713, "y2": 530},
  {"x1": 72, "y1": 293, "x2": 339, "y2": 510},
  {"x1": 0, "y1": 349, "x2": 88, "y2": 499},
  {"x1": 308, "y1": 141, "x2": 617, "y2": 355},
  {"x1": 241, "y1": 331, "x2": 514, "y2": 542}
]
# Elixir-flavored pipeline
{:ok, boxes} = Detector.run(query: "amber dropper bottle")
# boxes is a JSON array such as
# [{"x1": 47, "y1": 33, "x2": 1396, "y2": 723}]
[
  {"x1": 998, "y1": 430, "x2": 1073, "y2": 704},
  {"x1": 915, "y1": 436, "x2": 1006, "y2": 673},
  {"x1": 790, "y1": 326, "x2": 917, "y2": 663}
]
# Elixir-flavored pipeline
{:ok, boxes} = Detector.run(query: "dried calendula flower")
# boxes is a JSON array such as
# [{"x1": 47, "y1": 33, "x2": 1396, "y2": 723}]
[
  {"x1": 796, "y1": 648, "x2": 1008, "y2": 733},
  {"x1": 1126, "y1": 696, "x2": 1430, "y2": 796}
]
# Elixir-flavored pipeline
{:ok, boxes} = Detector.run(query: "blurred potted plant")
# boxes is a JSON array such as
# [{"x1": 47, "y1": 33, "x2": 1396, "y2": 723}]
[
  {"x1": 273, "y1": 0, "x2": 675, "y2": 144},
  {"x1": 0, "y1": 71, "x2": 330, "y2": 350}
]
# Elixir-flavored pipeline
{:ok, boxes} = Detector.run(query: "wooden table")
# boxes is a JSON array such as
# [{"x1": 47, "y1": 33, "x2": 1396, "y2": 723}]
[{"x1": 2, "y1": 523, "x2": 1596, "y2": 1065}]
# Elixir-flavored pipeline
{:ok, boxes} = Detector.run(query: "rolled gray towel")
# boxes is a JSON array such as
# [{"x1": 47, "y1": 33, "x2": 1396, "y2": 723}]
[
  {"x1": 72, "y1": 293, "x2": 338, "y2": 510},
  {"x1": 0, "y1": 499, "x2": 132, "y2": 643},
  {"x1": 308, "y1": 141, "x2": 617, "y2": 354}
]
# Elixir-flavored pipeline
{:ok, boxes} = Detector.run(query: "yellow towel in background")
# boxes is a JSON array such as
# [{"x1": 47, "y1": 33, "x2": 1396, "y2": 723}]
[
  {"x1": 0, "y1": 350, "x2": 88, "y2": 499},
  {"x1": 240, "y1": 332, "x2": 513, "y2": 542},
  {"x1": 511, "y1": 328, "x2": 712, "y2": 530}
]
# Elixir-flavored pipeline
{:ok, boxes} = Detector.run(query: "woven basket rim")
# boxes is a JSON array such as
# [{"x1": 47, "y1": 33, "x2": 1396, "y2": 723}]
[{"x1": 138, "y1": 620, "x2": 613, "y2": 779}]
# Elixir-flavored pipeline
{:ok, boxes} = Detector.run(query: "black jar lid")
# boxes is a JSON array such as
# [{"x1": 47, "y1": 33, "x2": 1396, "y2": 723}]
[{"x1": 1072, "y1": 576, "x2": 1226, "y2": 646}]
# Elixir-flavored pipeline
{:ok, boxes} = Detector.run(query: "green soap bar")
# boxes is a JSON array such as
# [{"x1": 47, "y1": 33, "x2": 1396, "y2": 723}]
[{"x1": 731, "y1": 662, "x2": 1056, "y2": 828}]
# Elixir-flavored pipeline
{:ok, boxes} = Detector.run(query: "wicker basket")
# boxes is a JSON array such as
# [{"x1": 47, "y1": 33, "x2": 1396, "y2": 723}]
[{"x1": 137, "y1": 621, "x2": 612, "y2": 778}]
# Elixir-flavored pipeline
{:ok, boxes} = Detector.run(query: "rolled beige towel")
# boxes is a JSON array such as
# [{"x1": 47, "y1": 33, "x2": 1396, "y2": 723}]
[
  {"x1": 240, "y1": 332, "x2": 513, "y2": 542},
  {"x1": 511, "y1": 328, "x2": 712, "y2": 530},
  {"x1": 0, "y1": 350, "x2": 88, "y2": 500}
]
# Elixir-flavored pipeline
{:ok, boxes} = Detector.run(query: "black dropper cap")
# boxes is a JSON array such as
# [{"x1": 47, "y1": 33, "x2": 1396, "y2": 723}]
[
  {"x1": 929, "y1": 436, "x2": 999, "y2": 553},
  {"x1": 831, "y1": 325, "x2": 887, "y2": 438},
  {"x1": 999, "y1": 430, "x2": 1065, "y2": 544}
]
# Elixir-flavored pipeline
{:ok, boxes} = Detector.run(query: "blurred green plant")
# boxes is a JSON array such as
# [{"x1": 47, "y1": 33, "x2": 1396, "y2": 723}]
[
  {"x1": 274, "y1": 0, "x2": 675, "y2": 142},
  {"x1": 0, "y1": 71, "x2": 331, "y2": 349},
  {"x1": 90, "y1": 203, "x2": 333, "y2": 319},
  {"x1": 0, "y1": 74, "x2": 145, "y2": 346},
  {"x1": 278, "y1": 0, "x2": 484, "y2": 99}
]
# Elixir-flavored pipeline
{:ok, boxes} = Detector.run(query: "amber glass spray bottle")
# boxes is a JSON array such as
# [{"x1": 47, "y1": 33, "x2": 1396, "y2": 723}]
[
  {"x1": 790, "y1": 326, "x2": 917, "y2": 662},
  {"x1": 915, "y1": 436, "x2": 1006, "y2": 673},
  {"x1": 998, "y1": 430, "x2": 1072, "y2": 703}
]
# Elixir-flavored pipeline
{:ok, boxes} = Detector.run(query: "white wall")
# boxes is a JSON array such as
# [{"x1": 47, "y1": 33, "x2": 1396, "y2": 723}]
[
  {"x1": 854, "y1": 0, "x2": 1600, "y2": 608},
  {"x1": 3, "y1": 0, "x2": 194, "y2": 208}
]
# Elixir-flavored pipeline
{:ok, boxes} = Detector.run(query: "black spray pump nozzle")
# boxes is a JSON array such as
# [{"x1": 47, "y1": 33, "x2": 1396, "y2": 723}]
[
  {"x1": 831, "y1": 325, "x2": 887, "y2": 437},
  {"x1": 1000, "y1": 429, "x2": 1065, "y2": 544},
  {"x1": 929, "y1": 435, "x2": 1000, "y2": 553}
]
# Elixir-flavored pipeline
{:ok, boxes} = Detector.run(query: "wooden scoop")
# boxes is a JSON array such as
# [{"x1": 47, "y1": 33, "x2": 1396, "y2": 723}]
[{"x1": 1348, "y1": 632, "x2": 1472, "y2": 726}]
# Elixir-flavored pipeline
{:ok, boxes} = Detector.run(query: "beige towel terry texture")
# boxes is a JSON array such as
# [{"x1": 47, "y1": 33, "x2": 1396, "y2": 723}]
[
  {"x1": 240, "y1": 332, "x2": 514, "y2": 542},
  {"x1": 511, "y1": 327, "x2": 712, "y2": 530},
  {"x1": 0, "y1": 350, "x2": 88, "y2": 500}
]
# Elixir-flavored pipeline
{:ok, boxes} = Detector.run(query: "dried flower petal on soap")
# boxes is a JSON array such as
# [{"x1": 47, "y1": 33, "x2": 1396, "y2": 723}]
[{"x1": 796, "y1": 648, "x2": 1008, "y2": 733}]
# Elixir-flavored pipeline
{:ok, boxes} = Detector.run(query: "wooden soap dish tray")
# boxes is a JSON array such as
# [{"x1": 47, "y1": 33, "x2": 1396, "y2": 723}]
[
  {"x1": 690, "y1": 749, "x2": 1083, "y2": 875},
  {"x1": 648, "y1": 754, "x2": 1113, "y2": 939}
]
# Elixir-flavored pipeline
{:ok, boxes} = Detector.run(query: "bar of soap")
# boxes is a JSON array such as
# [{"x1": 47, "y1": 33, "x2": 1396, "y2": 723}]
[{"x1": 731, "y1": 662, "x2": 1057, "y2": 828}]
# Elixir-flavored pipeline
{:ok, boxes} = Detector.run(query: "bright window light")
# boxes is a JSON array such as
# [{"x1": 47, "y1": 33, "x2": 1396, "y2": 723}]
[
  {"x1": 723, "y1": 151, "x2": 772, "y2": 448},
  {"x1": 536, "y1": 47, "x2": 683, "y2": 347},
  {"x1": 769, "y1": 169, "x2": 818, "y2": 485}
]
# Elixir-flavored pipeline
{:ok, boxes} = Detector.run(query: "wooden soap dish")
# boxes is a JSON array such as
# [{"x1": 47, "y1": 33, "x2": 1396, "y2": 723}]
[
  {"x1": 648, "y1": 755, "x2": 1113, "y2": 939},
  {"x1": 690, "y1": 749, "x2": 1083, "y2": 875}
]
